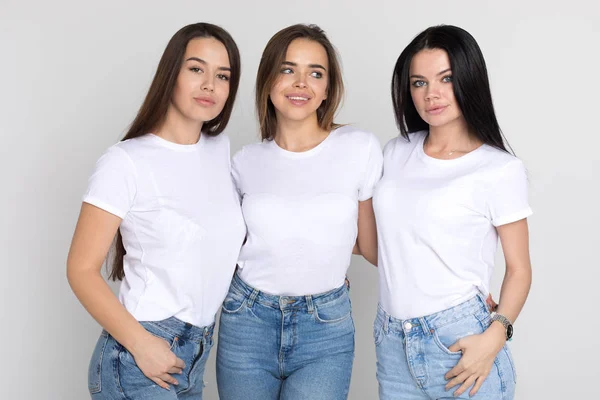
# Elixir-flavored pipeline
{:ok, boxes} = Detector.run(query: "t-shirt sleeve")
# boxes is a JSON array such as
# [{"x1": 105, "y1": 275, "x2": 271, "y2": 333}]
[
  {"x1": 230, "y1": 148, "x2": 244, "y2": 203},
  {"x1": 487, "y1": 159, "x2": 533, "y2": 226},
  {"x1": 82, "y1": 145, "x2": 137, "y2": 219},
  {"x1": 358, "y1": 133, "x2": 384, "y2": 201}
]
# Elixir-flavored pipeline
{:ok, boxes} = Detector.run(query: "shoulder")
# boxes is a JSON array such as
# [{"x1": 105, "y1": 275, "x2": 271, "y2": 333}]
[
  {"x1": 202, "y1": 132, "x2": 230, "y2": 148},
  {"x1": 478, "y1": 145, "x2": 525, "y2": 172},
  {"x1": 113, "y1": 134, "x2": 161, "y2": 160},
  {"x1": 382, "y1": 130, "x2": 425, "y2": 156},
  {"x1": 332, "y1": 125, "x2": 380, "y2": 147},
  {"x1": 231, "y1": 140, "x2": 270, "y2": 167},
  {"x1": 97, "y1": 140, "x2": 137, "y2": 169}
]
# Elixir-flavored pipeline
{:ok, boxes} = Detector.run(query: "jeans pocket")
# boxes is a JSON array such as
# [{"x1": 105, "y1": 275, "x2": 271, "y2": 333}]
[
  {"x1": 88, "y1": 330, "x2": 109, "y2": 394},
  {"x1": 373, "y1": 319, "x2": 385, "y2": 346},
  {"x1": 118, "y1": 320, "x2": 179, "y2": 371},
  {"x1": 314, "y1": 292, "x2": 352, "y2": 323},
  {"x1": 141, "y1": 320, "x2": 179, "y2": 350},
  {"x1": 221, "y1": 291, "x2": 247, "y2": 314},
  {"x1": 431, "y1": 314, "x2": 486, "y2": 356}
]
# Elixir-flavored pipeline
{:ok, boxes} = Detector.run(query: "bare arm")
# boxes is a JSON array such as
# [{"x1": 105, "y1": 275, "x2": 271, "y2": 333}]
[
  {"x1": 446, "y1": 218, "x2": 532, "y2": 396},
  {"x1": 355, "y1": 199, "x2": 378, "y2": 266},
  {"x1": 67, "y1": 203, "x2": 183, "y2": 389},
  {"x1": 67, "y1": 203, "x2": 148, "y2": 349},
  {"x1": 492, "y1": 218, "x2": 532, "y2": 323}
]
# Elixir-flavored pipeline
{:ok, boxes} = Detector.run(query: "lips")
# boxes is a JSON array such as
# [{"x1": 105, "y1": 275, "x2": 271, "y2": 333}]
[
  {"x1": 426, "y1": 105, "x2": 448, "y2": 115},
  {"x1": 194, "y1": 96, "x2": 216, "y2": 106},
  {"x1": 285, "y1": 93, "x2": 312, "y2": 106}
]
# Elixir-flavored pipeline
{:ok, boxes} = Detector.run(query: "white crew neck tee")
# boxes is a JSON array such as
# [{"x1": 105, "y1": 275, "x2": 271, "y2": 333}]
[
  {"x1": 83, "y1": 133, "x2": 245, "y2": 327},
  {"x1": 374, "y1": 131, "x2": 532, "y2": 319},
  {"x1": 232, "y1": 126, "x2": 383, "y2": 296}
]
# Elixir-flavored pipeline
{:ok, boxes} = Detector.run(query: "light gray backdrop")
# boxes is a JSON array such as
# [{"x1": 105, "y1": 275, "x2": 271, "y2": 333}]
[{"x1": 2, "y1": 0, "x2": 598, "y2": 398}]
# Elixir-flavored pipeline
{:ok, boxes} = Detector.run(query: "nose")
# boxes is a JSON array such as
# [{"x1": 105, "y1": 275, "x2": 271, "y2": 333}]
[
  {"x1": 425, "y1": 82, "x2": 441, "y2": 101},
  {"x1": 293, "y1": 76, "x2": 307, "y2": 89},
  {"x1": 201, "y1": 75, "x2": 215, "y2": 92}
]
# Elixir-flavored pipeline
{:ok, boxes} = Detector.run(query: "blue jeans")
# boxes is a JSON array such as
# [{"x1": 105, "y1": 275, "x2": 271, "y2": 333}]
[
  {"x1": 216, "y1": 273, "x2": 355, "y2": 400},
  {"x1": 88, "y1": 316, "x2": 214, "y2": 399},
  {"x1": 374, "y1": 295, "x2": 517, "y2": 400}
]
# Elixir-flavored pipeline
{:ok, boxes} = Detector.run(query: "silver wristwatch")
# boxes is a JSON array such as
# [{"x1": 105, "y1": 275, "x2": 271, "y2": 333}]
[{"x1": 490, "y1": 312, "x2": 513, "y2": 341}]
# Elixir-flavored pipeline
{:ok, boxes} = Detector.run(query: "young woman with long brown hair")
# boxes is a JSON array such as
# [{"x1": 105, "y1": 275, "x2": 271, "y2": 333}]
[
  {"x1": 67, "y1": 23, "x2": 245, "y2": 399},
  {"x1": 216, "y1": 24, "x2": 382, "y2": 400}
]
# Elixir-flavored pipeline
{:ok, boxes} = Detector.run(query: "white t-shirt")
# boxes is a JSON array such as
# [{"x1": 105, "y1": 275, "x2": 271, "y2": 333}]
[
  {"x1": 83, "y1": 133, "x2": 245, "y2": 327},
  {"x1": 374, "y1": 131, "x2": 532, "y2": 320},
  {"x1": 232, "y1": 126, "x2": 383, "y2": 296}
]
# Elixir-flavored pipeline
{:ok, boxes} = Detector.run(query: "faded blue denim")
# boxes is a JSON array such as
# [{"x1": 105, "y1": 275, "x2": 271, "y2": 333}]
[
  {"x1": 216, "y1": 272, "x2": 355, "y2": 400},
  {"x1": 375, "y1": 295, "x2": 517, "y2": 400},
  {"x1": 88, "y1": 316, "x2": 214, "y2": 399}
]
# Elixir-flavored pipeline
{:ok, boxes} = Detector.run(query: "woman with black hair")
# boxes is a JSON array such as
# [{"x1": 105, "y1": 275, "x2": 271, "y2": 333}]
[{"x1": 372, "y1": 25, "x2": 531, "y2": 399}]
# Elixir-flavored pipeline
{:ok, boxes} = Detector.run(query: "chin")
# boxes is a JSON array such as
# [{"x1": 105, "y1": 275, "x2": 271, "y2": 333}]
[
  {"x1": 278, "y1": 109, "x2": 316, "y2": 122},
  {"x1": 195, "y1": 110, "x2": 222, "y2": 123},
  {"x1": 425, "y1": 120, "x2": 447, "y2": 128},
  {"x1": 422, "y1": 116, "x2": 455, "y2": 128}
]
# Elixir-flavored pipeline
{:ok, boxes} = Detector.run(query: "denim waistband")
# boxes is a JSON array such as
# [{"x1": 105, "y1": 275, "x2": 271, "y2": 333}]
[
  {"x1": 376, "y1": 294, "x2": 489, "y2": 335},
  {"x1": 230, "y1": 271, "x2": 348, "y2": 311},
  {"x1": 142, "y1": 316, "x2": 214, "y2": 342}
]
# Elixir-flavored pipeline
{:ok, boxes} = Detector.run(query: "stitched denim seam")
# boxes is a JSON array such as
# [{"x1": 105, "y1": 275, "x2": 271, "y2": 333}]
[
  {"x1": 313, "y1": 307, "x2": 352, "y2": 324},
  {"x1": 89, "y1": 333, "x2": 109, "y2": 394},
  {"x1": 431, "y1": 329, "x2": 463, "y2": 356},
  {"x1": 503, "y1": 346, "x2": 517, "y2": 384},
  {"x1": 177, "y1": 339, "x2": 210, "y2": 395},
  {"x1": 428, "y1": 305, "x2": 482, "y2": 330},
  {"x1": 221, "y1": 297, "x2": 247, "y2": 314},
  {"x1": 113, "y1": 344, "x2": 129, "y2": 400},
  {"x1": 405, "y1": 335, "x2": 429, "y2": 394},
  {"x1": 144, "y1": 321, "x2": 179, "y2": 340}
]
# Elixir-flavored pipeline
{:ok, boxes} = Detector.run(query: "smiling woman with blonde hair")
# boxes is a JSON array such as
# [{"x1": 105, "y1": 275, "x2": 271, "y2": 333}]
[{"x1": 216, "y1": 24, "x2": 382, "y2": 400}]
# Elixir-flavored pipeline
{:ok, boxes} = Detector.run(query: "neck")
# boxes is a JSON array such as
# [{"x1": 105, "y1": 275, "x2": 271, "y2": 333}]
[
  {"x1": 426, "y1": 118, "x2": 478, "y2": 153},
  {"x1": 274, "y1": 113, "x2": 329, "y2": 152},
  {"x1": 154, "y1": 106, "x2": 203, "y2": 145}
]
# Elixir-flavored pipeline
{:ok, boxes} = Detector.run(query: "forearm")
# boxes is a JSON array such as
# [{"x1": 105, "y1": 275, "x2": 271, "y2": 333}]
[
  {"x1": 356, "y1": 233, "x2": 377, "y2": 266},
  {"x1": 356, "y1": 199, "x2": 378, "y2": 266},
  {"x1": 67, "y1": 269, "x2": 148, "y2": 353},
  {"x1": 495, "y1": 265, "x2": 532, "y2": 324}
]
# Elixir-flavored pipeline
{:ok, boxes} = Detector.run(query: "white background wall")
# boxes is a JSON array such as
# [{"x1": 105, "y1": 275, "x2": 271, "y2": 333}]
[{"x1": 2, "y1": 0, "x2": 598, "y2": 398}]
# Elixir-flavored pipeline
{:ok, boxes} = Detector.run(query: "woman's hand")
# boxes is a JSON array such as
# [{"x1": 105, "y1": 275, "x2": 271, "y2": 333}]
[
  {"x1": 130, "y1": 333, "x2": 186, "y2": 390},
  {"x1": 444, "y1": 323, "x2": 506, "y2": 397},
  {"x1": 486, "y1": 294, "x2": 498, "y2": 311}
]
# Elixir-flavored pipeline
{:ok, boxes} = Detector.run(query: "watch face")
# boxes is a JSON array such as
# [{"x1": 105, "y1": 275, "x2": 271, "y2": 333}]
[{"x1": 507, "y1": 324, "x2": 514, "y2": 339}]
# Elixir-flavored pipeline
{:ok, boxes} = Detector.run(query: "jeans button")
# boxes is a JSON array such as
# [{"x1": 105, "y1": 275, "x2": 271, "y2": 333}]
[{"x1": 404, "y1": 322, "x2": 412, "y2": 330}]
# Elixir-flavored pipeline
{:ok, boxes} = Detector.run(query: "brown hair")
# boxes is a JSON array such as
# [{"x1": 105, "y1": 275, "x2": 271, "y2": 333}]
[
  {"x1": 256, "y1": 24, "x2": 344, "y2": 141},
  {"x1": 109, "y1": 23, "x2": 241, "y2": 281}
]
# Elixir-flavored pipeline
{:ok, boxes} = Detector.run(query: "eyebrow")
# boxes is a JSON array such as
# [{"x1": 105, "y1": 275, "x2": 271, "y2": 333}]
[
  {"x1": 185, "y1": 57, "x2": 231, "y2": 72},
  {"x1": 410, "y1": 68, "x2": 452, "y2": 79},
  {"x1": 282, "y1": 61, "x2": 327, "y2": 71}
]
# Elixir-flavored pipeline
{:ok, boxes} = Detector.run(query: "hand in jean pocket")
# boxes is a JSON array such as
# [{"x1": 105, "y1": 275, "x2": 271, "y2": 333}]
[
  {"x1": 443, "y1": 323, "x2": 506, "y2": 397},
  {"x1": 129, "y1": 331, "x2": 186, "y2": 390}
]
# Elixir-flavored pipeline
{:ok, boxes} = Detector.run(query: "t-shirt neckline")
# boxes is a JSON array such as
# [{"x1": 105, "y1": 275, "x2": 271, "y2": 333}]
[
  {"x1": 416, "y1": 131, "x2": 486, "y2": 166},
  {"x1": 147, "y1": 132, "x2": 204, "y2": 152},
  {"x1": 269, "y1": 127, "x2": 339, "y2": 159}
]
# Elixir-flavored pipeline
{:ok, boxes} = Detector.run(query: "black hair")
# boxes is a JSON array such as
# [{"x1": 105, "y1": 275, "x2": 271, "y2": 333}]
[{"x1": 391, "y1": 25, "x2": 511, "y2": 153}]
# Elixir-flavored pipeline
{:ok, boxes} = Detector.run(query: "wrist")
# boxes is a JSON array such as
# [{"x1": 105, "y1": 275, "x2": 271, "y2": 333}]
[
  {"x1": 487, "y1": 321, "x2": 508, "y2": 347},
  {"x1": 125, "y1": 328, "x2": 153, "y2": 356},
  {"x1": 490, "y1": 311, "x2": 514, "y2": 341}
]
